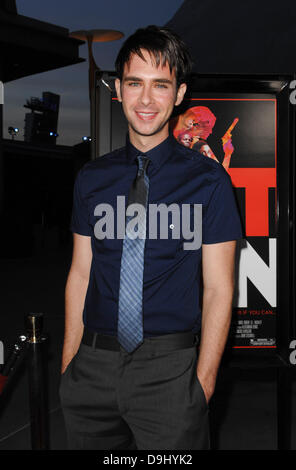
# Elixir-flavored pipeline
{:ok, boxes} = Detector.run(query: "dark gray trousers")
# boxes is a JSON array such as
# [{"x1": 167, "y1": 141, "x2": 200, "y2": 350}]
[{"x1": 59, "y1": 333, "x2": 210, "y2": 450}]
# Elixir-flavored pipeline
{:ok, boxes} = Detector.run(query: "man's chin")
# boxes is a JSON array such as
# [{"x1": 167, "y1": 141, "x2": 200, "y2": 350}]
[{"x1": 130, "y1": 122, "x2": 168, "y2": 138}]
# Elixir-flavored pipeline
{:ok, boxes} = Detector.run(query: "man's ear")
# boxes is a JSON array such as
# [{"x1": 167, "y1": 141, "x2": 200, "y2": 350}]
[
  {"x1": 115, "y1": 78, "x2": 122, "y2": 102},
  {"x1": 175, "y1": 83, "x2": 187, "y2": 107}
]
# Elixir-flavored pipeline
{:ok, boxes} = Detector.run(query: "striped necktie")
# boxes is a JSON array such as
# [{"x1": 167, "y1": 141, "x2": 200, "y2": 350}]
[{"x1": 117, "y1": 155, "x2": 150, "y2": 353}]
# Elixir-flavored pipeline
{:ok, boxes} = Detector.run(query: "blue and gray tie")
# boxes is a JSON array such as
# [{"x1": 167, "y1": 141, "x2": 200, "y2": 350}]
[{"x1": 117, "y1": 155, "x2": 150, "y2": 353}]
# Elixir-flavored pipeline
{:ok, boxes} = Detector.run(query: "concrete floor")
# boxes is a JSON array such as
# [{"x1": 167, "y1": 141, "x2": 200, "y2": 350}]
[{"x1": 0, "y1": 229, "x2": 295, "y2": 450}]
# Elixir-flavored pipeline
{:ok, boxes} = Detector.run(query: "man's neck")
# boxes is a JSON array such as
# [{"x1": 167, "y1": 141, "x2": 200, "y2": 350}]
[{"x1": 128, "y1": 128, "x2": 169, "y2": 153}]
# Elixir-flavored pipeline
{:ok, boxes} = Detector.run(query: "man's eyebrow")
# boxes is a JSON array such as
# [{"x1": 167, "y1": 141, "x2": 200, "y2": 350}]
[
  {"x1": 123, "y1": 76, "x2": 173, "y2": 84},
  {"x1": 123, "y1": 76, "x2": 142, "y2": 82},
  {"x1": 154, "y1": 79, "x2": 173, "y2": 84}
]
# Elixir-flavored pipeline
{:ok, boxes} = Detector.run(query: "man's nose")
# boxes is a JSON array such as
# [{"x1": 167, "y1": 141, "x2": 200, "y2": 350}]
[{"x1": 139, "y1": 84, "x2": 153, "y2": 106}]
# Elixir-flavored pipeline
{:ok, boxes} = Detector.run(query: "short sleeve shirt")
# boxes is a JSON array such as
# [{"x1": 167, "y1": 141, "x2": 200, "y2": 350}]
[{"x1": 70, "y1": 134, "x2": 242, "y2": 336}]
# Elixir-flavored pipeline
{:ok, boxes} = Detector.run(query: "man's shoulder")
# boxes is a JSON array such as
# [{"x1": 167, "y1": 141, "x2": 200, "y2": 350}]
[
  {"x1": 78, "y1": 147, "x2": 126, "y2": 185},
  {"x1": 81, "y1": 146, "x2": 126, "y2": 174},
  {"x1": 173, "y1": 139, "x2": 226, "y2": 182}
]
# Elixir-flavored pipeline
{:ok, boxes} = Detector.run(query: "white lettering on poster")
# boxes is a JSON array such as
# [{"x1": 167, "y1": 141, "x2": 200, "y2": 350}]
[{"x1": 235, "y1": 238, "x2": 276, "y2": 308}]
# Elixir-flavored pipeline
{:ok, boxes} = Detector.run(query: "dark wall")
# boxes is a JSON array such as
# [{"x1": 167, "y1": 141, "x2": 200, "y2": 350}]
[
  {"x1": 166, "y1": 0, "x2": 296, "y2": 74},
  {"x1": 0, "y1": 0, "x2": 17, "y2": 15},
  {"x1": 0, "y1": 142, "x2": 90, "y2": 258}
]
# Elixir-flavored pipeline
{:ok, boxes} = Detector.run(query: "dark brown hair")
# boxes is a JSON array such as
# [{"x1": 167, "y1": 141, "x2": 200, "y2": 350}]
[{"x1": 115, "y1": 25, "x2": 193, "y2": 87}]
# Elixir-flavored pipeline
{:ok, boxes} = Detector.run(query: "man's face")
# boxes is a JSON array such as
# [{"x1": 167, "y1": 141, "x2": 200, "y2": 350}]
[
  {"x1": 192, "y1": 120, "x2": 213, "y2": 140},
  {"x1": 200, "y1": 144, "x2": 215, "y2": 159},
  {"x1": 115, "y1": 50, "x2": 186, "y2": 146},
  {"x1": 180, "y1": 133, "x2": 193, "y2": 147},
  {"x1": 182, "y1": 113, "x2": 196, "y2": 130}
]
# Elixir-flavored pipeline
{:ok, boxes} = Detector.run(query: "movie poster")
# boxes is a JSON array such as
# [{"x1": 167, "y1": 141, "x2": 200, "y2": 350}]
[{"x1": 170, "y1": 97, "x2": 277, "y2": 348}]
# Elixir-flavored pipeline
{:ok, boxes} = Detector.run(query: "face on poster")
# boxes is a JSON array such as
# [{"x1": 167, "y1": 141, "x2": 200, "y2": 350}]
[{"x1": 170, "y1": 98, "x2": 277, "y2": 348}]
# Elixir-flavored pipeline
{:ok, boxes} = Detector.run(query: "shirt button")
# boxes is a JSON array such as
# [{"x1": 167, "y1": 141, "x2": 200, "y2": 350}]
[{"x1": 170, "y1": 224, "x2": 174, "y2": 229}]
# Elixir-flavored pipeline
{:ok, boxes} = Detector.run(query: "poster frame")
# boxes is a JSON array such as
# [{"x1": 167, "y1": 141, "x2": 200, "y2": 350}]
[{"x1": 180, "y1": 73, "x2": 295, "y2": 366}]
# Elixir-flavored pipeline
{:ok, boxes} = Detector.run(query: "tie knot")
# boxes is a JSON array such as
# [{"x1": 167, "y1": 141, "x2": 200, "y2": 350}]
[{"x1": 137, "y1": 155, "x2": 150, "y2": 174}]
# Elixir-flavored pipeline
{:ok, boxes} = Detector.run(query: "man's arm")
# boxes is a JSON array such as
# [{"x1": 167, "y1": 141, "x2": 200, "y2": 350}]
[
  {"x1": 61, "y1": 233, "x2": 92, "y2": 374},
  {"x1": 197, "y1": 240, "x2": 236, "y2": 402}
]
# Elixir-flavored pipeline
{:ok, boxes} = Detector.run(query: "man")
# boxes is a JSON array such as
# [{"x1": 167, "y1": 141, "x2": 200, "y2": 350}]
[
  {"x1": 170, "y1": 108, "x2": 196, "y2": 135},
  {"x1": 193, "y1": 139, "x2": 218, "y2": 161},
  {"x1": 177, "y1": 130, "x2": 193, "y2": 148},
  {"x1": 59, "y1": 25, "x2": 242, "y2": 450}
]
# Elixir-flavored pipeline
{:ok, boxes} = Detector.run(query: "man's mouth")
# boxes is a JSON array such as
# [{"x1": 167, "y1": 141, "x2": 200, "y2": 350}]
[{"x1": 135, "y1": 111, "x2": 158, "y2": 121}]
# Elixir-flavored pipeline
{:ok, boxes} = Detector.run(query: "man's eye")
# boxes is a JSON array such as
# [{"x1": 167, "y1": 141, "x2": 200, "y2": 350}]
[
  {"x1": 155, "y1": 84, "x2": 167, "y2": 88},
  {"x1": 128, "y1": 82, "x2": 140, "y2": 87}
]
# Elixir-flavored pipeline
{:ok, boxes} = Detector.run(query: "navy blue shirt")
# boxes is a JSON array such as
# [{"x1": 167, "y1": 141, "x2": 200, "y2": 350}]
[{"x1": 70, "y1": 134, "x2": 242, "y2": 337}]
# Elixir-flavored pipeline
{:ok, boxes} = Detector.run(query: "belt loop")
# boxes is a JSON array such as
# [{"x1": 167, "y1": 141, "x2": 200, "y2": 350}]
[{"x1": 92, "y1": 332, "x2": 98, "y2": 350}]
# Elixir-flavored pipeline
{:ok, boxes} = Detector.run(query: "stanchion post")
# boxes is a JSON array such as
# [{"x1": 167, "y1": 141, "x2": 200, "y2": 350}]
[{"x1": 26, "y1": 313, "x2": 48, "y2": 450}]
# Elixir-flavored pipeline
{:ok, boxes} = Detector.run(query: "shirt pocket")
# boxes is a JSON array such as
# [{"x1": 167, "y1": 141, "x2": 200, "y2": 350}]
[
  {"x1": 145, "y1": 201, "x2": 202, "y2": 259},
  {"x1": 145, "y1": 202, "x2": 182, "y2": 260},
  {"x1": 150, "y1": 202, "x2": 201, "y2": 247}
]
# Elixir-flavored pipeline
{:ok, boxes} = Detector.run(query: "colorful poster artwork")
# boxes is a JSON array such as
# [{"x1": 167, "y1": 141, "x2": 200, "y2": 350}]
[{"x1": 171, "y1": 98, "x2": 277, "y2": 348}]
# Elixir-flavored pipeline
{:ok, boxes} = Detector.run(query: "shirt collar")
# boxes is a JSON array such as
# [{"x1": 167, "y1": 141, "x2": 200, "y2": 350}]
[{"x1": 126, "y1": 133, "x2": 174, "y2": 172}]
